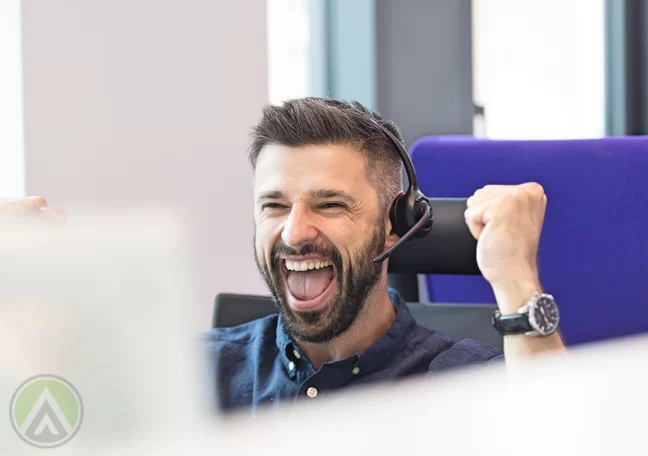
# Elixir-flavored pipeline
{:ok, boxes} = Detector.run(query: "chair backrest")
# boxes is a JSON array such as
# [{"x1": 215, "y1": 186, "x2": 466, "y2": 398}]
[
  {"x1": 385, "y1": 197, "x2": 481, "y2": 301},
  {"x1": 410, "y1": 136, "x2": 648, "y2": 346},
  {"x1": 213, "y1": 293, "x2": 503, "y2": 349},
  {"x1": 386, "y1": 198, "x2": 480, "y2": 275}
]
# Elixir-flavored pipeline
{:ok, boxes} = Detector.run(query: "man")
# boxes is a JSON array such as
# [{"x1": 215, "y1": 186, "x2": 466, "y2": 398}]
[
  {"x1": 1, "y1": 98, "x2": 566, "y2": 413},
  {"x1": 206, "y1": 98, "x2": 565, "y2": 412}
]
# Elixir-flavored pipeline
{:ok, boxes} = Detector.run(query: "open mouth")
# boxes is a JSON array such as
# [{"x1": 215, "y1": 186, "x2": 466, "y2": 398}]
[{"x1": 281, "y1": 258, "x2": 337, "y2": 312}]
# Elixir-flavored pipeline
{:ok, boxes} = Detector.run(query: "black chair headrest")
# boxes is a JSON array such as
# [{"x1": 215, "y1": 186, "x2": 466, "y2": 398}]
[{"x1": 387, "y1": 198, "x2": 480, "y2": 275}]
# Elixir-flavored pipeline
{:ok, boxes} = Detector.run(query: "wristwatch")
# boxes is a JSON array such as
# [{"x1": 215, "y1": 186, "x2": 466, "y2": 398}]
[{"x1": 492, "y1": 292, "x2": 560, "y2": 336}]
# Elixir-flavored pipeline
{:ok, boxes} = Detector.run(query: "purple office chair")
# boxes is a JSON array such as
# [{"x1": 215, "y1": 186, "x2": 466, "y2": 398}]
[{"x1": 410, "y1": 136, "x2": 648, "y2": 346}]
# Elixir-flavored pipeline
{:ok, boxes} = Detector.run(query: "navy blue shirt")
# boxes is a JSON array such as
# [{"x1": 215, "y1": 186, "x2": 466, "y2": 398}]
[{"x1": 204, "y1": 288, "x2": 503, "y2": 413}]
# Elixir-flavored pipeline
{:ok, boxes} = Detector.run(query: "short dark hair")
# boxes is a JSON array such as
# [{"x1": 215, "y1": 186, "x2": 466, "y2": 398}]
[{"x1": 248, "y1": 97, "x2": 404, "y2": 212}]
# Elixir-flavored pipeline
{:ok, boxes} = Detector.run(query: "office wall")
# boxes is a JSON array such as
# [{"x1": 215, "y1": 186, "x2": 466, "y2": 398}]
[
  {"x1": 20, "y1": 0, "x2": 269, "y2": 326},
  {"x1": 376, "y1": 0, "x2": 474, "y2": 143},
  {"x1": 0, "y1": 0, "x2": 25, "y2": 197}
]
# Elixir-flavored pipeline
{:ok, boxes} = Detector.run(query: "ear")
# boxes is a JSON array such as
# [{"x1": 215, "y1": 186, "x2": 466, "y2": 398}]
[
  {"x1": 383, "y1": 210, "x2": 400, "y2": 248},
  {"x1": 384, "y1": 191, "x2": 403, "y2": 243}
]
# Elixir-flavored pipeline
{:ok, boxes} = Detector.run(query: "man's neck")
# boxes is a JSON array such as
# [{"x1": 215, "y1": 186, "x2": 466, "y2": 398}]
[{"x1": 295, "y1": 284, "x2": 396, "y2": 370}]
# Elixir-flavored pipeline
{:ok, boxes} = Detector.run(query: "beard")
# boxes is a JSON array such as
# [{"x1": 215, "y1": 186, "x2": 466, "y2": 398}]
[{"x1": 254, "y1": 223, "x2": 386, "y2": 343}]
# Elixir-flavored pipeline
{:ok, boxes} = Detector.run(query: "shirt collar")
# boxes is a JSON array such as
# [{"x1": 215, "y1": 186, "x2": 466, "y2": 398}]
[{"x1": 275, "y1": 287, "x2": 418, "y2": 377}]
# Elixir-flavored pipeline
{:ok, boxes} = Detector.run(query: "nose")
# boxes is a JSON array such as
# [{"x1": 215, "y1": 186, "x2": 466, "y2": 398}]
[{"x1": 281, "y1": 204, "x2": 318, "y2": 249}]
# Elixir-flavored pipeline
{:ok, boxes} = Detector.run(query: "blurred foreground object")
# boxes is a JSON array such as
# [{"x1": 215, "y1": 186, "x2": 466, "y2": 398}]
[
  {"x1": 0, "y1": 208, "x2": 646, "y2": 455},
  {"x1": 27, "y1": 329, "x2": 646, "y2": 456},
  {"x1": 0, "y1": 196, "x2": 66, "y2": 223},
  {"x1": 0, "y1": 209, "x2": 210, "y2": 454}
]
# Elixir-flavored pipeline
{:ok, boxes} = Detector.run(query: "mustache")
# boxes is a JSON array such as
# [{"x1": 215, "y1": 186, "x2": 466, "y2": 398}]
[{"x1": 271, "y1": 243, "x2": 343, "y2": 270}]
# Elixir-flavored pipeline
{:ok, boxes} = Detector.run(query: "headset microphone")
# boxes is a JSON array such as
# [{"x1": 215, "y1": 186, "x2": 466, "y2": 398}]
[{"x1": 370, "y1": 119, "x2": 434, "y2": 263}]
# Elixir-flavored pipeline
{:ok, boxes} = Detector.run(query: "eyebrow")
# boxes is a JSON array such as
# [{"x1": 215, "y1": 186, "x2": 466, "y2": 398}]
[
  {"x1": 309, "y1": 189, "x2": 358, "y2": 205},
  {"x1": 256, "y1": 190, "x2": 285, "y2": 203},
  {"x1": 255, "y1": 189, "x2": 358, "y2": 205}
]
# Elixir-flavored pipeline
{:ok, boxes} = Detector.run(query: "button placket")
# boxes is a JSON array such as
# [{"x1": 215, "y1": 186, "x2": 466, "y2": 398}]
[{"x1": 285, "y1": 343, "x2": 303, "y2": 379}]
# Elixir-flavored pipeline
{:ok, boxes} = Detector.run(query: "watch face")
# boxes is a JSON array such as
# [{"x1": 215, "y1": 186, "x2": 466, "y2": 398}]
[{"x1": 529, "y1": 295, "x2": 560, "y2": 335}]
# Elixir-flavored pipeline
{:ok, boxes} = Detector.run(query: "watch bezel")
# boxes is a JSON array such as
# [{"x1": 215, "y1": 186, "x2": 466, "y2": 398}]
[{"x1": 526, "y1": 293, "x2": 560, "y2": 336}]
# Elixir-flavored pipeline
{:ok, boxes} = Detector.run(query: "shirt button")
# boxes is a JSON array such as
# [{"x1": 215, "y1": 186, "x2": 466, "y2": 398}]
[
  {"x1": 293, "y1": 350, "x2": 301, "y2": 359},
  {"x1": 306, "y1": 387, "x2": 318, "y2": 398},
  {"x1": 352, "y1": 366, "x2": 360, "y2": 375},
  {"x1": 288, "y1": 362, "x2": 295, "y2": 371}
]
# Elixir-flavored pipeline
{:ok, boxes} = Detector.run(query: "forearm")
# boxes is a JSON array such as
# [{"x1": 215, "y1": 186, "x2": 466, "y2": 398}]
[{"x1": 504, "y1": 331, "x2": 566, "y2": 362}]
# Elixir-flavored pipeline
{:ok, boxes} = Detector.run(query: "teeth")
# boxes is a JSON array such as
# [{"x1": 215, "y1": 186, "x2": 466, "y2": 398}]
[{"x1": 285, "y1": 260, "x2": 332, "y2": 271}]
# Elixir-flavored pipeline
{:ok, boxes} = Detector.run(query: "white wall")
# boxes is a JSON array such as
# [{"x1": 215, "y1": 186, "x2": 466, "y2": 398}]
[
  {"x1": 267, "y1": 0, "x2": 312, "y2": 104},
  {"x1": 0, "y1": 0, "x2": 25, "y2": 197},
  {"x1": 20, "y1": 0, "x2": 269, "y2": 325},
  {"x1": 472, "y1": 0, "x2": 606, "y2": 139}
]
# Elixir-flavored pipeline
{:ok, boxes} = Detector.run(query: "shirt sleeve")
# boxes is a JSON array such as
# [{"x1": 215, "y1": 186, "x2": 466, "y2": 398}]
[{"x1": 427, "y1": 338, "x2": 504, "y2": 373}]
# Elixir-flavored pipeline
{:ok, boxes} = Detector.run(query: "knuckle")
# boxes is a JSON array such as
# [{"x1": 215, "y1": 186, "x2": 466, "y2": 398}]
[
  {"x1": 496, "y1": 193, "x2": 518, "y2": 213},
  {"x1": 33, "y1": 196, "x2": 48, "y2": 206},
  {"x1": 523, "y1": 182, "x2": 544, "y2": 197},
  {"x1": 25, "y1": 196, "x2": 47, "y2": 208},
  {"x1": 512, "y1": 187, "x2": 526, "y2": 199},
  {"x1": 500, "y1": 192, "x2": 516, "y2": 205}
]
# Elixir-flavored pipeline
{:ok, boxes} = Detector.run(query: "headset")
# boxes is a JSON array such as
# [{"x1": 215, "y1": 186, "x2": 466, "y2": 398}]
[{"x1": 370, "y1": 119, "x2": 434, "y2": 263}]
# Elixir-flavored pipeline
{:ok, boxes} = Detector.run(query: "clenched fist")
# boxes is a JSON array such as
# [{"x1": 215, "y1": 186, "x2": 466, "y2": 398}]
[
  {"x1": 0, "y1": 197, "x2": 67, "y2": 223},
  {"x1": 464, "y1": 183, "x2": 546, "y2": 312}
]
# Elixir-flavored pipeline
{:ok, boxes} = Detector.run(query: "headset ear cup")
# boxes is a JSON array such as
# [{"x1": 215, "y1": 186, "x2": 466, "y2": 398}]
[{"x1": 389, "y1": 193, "x2": 408, "y2": 237}]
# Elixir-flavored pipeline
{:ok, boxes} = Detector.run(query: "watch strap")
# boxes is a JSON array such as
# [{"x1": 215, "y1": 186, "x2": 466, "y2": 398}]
[{"x1": 492, "y1": 310, "x2": 534, "y2": 335}]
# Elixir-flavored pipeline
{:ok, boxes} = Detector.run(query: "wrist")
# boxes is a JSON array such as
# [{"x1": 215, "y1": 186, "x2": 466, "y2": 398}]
[{"x1": 491, "y1": 277, "x2": 543, "y2": 315}]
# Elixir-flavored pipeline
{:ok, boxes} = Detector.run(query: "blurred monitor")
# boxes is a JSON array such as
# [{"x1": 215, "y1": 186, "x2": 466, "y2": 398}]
[{"x1": 0, "y1": 209, "x2": 211, "y2": 454}]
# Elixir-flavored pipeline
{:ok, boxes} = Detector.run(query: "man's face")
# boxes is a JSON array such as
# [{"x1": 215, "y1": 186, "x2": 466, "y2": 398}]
[{"x1": 253, "y1": 143, "x2": 392, "y2": 343}]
